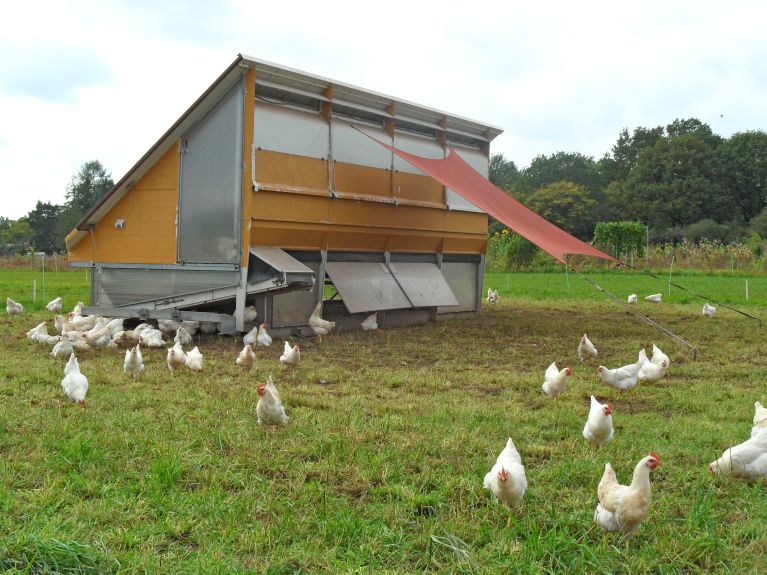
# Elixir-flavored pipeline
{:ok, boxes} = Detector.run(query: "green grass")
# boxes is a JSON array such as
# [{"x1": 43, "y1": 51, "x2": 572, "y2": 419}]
[{"x1": 0, "y1": 268, "x2": 766, "y2": 573}]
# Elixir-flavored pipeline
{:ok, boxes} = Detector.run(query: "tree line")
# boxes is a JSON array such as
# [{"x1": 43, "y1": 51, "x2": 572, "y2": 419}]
[
  {"x1": 489, "y1": 118, "x2": 767, "y2": 244},
  {"x1": 1, "y1": 161, "x2": 113, "y2": 255}
]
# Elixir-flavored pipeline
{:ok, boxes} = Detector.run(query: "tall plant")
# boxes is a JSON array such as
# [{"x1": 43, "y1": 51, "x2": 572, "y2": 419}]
[{"x1": 594, "y1": 221, "x2": 647, "y2": 259}]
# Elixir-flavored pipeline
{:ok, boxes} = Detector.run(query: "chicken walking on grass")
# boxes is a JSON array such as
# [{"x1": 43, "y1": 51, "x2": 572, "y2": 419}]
[
  {"x1": 256, "y1": 323, "x2": 272, "y2": 347},
  {"x1": 542, "y1": 362, "x2": 572, "y2": 398},
  {"x1": 6, "y1": 298, "x2": 23, "y2": 314},
  {"x1": 257, "y1": 375, "x2": 289, "y2": 427},
  {"x1": 483, "y1": 437, "x2": 527, "y2": 522},
  {"x1": 166, "y1": 343, "x2": 187, "y2": 373},
  {"x1": 61, "y1": 353, "x2": 88, "y2": 406},
  {"x1": 185, "y1": 346, "x2": 204, "y2": 372},
  {"x1": 360, "y1": 312, "x2": 378, "y2": 331},
  {"x1": 46, "y1": 296, "x2": 63, "y2": 313},
  {"x1": 578, "y1": 334, "x2": 598, "y2": 362},
  {"x1": 583, "y1": 396, "x2": 614, "y2": 448},
  {"x1": 124, "y1": 344, "x2": 145, "y2": 380},
  {"x1": 309, "y1": 302, "x2": 335, "y2": 339},
  {"x1": 236, "y1": 344, "x2": 256, "y2": 369},
  {"x1": 279, "y1": 341, "x2": 300, "y2": 367},
  {"x1": 595, "y1": 452, "x2": 660, "y2": 541},
  {"x1": 703, "y1": 303, "x2": 716, "y2": 318}
]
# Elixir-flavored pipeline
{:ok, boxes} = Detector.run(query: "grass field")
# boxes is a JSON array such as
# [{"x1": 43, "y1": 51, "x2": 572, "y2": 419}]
[{"x1": 1, "y1": 268, "x2": 766, "y2": 573}]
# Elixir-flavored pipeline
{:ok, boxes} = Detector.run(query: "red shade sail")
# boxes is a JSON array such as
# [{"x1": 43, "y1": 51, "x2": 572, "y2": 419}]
[{"x1": 372, "y1": 137, "x2": 615, "y2": 264}]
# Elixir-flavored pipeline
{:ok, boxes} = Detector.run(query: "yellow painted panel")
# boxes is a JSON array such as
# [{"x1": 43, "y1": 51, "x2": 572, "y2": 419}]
[
  {"x1": 241, "y1": 65, "x2": 256, "y2": 266},
  {"x1": 255, "y1": 149, "x2": 328, "y2": 190},
  {"x1": 393, "y1": 171, "x2": 444, "y2": 204},
  {"x1": 67, "y1": 143, "x2": 179, "y2": 263},
  {"x1": 333, "y1": 162, "x2": 390, "y2": 197}
]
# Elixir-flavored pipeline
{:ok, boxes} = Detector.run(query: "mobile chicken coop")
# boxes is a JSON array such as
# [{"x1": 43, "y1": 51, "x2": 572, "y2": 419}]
[{"x1": 66, "y1": 54, "x2": 504, "y2": 335}]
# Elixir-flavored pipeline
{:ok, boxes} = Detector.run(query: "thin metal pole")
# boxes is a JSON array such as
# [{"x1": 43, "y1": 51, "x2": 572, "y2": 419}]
[
  {"x1": 746, "y1": 280, "x2": 749, "y2": 302},
  {"x1": 668, "y1": 254, "x2": 675, "y2": 297},
  {"x1": 33, "y1": 279, "x2": 36, "y2": 303}
]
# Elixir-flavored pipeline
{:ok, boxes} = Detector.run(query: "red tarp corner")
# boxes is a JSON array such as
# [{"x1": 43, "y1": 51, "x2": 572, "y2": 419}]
[{"x1": 369, "y1": 136, "x2": 615, "y2": 264}]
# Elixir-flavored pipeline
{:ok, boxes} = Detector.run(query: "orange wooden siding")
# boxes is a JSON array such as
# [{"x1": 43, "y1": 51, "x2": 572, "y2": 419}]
[{"x1": 67, "y1": 143, "x2": 179, "y2": 263}]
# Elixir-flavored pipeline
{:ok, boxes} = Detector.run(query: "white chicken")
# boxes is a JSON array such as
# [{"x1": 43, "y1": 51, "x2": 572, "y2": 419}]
[
  {"x1": 360, "y1": 312, "x2": 378, "y2": 331},
  {"x1": 541, "y1": 362, "x2": 572, "y2": 398},
  {"x1": 256, "y1": 323, "x2": 272, "y2": 347},
  {"x1": 32, "y1": 332, "x2": 61, "y2": 345},
  {"x1": 708, "y1": 428, "x2": 767, "y2": 480},
  {"x1": 486, "y1": 288, "x2": 500, "y2": 304},
  {"x1": 199, "y1": 321, "x2": 218, "y2": 335},
  {"x1": 279, "y1": 341, "x2": 300, "y2": 367},
  {"x1": 583, "y1": 396, "x2": 614, "y2": 447},
  {"x1": 51, "y1": 336, "x2": 74, "y2": 358},
  {"x1": 637, "y1": 358, "x2": 668, "y2": 384},
  {"x1": 26, "y1": 322, "x2": 48, "y2": 340},
  {"x1": 243, "y1": 326, "x2": 258, "y2": 347},
  {"x1": 483, "y1": 437, "x2": 527, "y2": 512},
  {"x1": 753, "y1": 401, "x2": 767, "y2": 437},
  {"x1": 256, "y1": 375, "x2": 289, "y2": 427},
  {"x1": 244, "y1": 305, "x2": 258, "y2": 324},
  {"x1": 644, "y1": 293, "x2": 662, "y2": 303},
  {"x1": 308, "y1": 302, "x2": 335, "y2": 338},
  {"x1": 185, "y1": 346, "x2": 204, "y2": 372},
  {"x1": 54, "y1": 314, "x2": 67, "y2": 334},
  {"x1": 6, "y1": 298, "x2": 23, "y2": 314},
  {"x1": 702, "y1": 303, "x2": 716, "y2": 318},
  {"x1": 627, "y1": 294, "x2": 638, "y2": 304},
  {"x1": 61, "y1": 353, "x2": 88, "y2": 405},
  {"x1": 166, "y1": 343, "x2": 187, "y2": 373},
  {"x1": 650, "y1": 343, "x2": 669, "y2": 367},
  {"x1": 46, "y1": 296, "x2": 63, "y2": 313},
  {"x1": 236, "y1": 344, "x2": 256, "y2": 369},
  {"x1": 594, "y1": 452, "x2": 660, "y2": 539},
  {"x1": 70, "y1": 301, "x2": 85, "y2": 317},
  {"x1": 66, "y1": 331, "x2": 90, "y2": 351},
  {"x1": 597, "y1": 358, "x2": 643, "y2": 395},
  {"x1": 174, "y1": 326, "x2": 193, "y2": 346},
  {"x1": 139, "y1": 328, "x2": 166, "y2": 348},
  {"x1": 577, "y1": 333, "x2": 598, "y2": 362},
  {"x1": 124, "y1": 344, "x2": 145, "y2": 380}
]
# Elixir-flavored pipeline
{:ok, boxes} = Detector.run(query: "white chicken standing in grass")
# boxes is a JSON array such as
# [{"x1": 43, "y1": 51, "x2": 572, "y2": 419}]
[
  {"x1": 594, "y1": 452, "x2": 660, "y2": 540},
  {"x1": 637, "y1": 358, "x2": 668, "y2": 384},
  {"x1": 26, "y1": 322, "x2": 48, "y2": 340},
  {"x1": 236, "y1": 344, "x2": 256, "y2": 369},
  {"x1": 577, "y1": 333, "x2": 598, "y2": 362},
  {"x1": 753, "y1": 401, "x2": 767, "y2": 437},
  {"x1": 174, "y1": 326, "x2": 193, "y2": 346},
  {"x1": 708, "y1": 428, "x2": 767, "y2": 480},
  {"x1": 139, "y1": 328, "x2": 165, "y2": 348},
  {"x1": 650, "y1": 343, "x2": 669, "y2": 367},
  {"x1": 541, "y1": 362, "x2": 572, "y2": 398},
  {"x1": 61, "y1": 353, "x2": 88, "y2": 405},
  {"x1": 46, "y1": 296, "x2": 63, "y2": 313},
  {"x1": 242, "y1": 326, "x2": 258, "y2": 347},
  {"x1": 279, "y1": 341, "x2": 300, "y2": 367},
  {"x1": 583, "y1": 396, "x2": 614, "y2": 447},
  {"x1": 627, "y1": 294, "x2": 637, "y2": 304},
  {"x1": 185, "y1": 346, "x2": 204, "y2": 372},
  {"x1": 483, "y1": 437, "x2": 527, "y2": 514},
  {"x1": 703, "y1": 303, "x2": 716, "y2": 318},
  {"x1": 51, "y1": 335, "x2": 74, "y2": 358},
  {"x1": 256, "y1": 375, "x2": 289, "y2": 427},
  {"x1": 309, "y1": 302, "x2": 335, "y2": 339},
  {"x1": 256, "y1": 323, "x2": 272, "y2": 347},
  {"x1": 597, "y1": 355, "x2": 644, "y2": 396},
  {"x1": 6, "y1": 298, "x2": 23, "y2": 314},
  {"x1": 124, "y1": 344, "x2": 145, "y2": 380},
  {"x1": 166, "y1": 343, "x2": 187, "y2": 373},
  {"x1": 486, "y1": 288, "x2": 500, "y2": 304},
  {"x1": 644, "y1": 293, "x2": 662, "y2": 303},
  {"x1": 360, "y1": 312, "x2": 378, "y2": 331}
]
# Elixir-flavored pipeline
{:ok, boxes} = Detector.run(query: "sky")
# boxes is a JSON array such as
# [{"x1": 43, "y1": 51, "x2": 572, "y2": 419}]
[{"x1": 1, "y1": 0, "x2": 766, "y2": 219}]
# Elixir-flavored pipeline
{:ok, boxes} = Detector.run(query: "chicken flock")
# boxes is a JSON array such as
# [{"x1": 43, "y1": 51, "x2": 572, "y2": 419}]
[{"x1": 7, "y1": 288, "x2": 766, "y2": 546}]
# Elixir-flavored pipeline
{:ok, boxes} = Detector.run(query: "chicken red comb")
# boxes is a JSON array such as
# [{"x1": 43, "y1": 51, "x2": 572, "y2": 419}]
[{"x1": 649, "y1": 451, "x2": 660, "y2": 463}]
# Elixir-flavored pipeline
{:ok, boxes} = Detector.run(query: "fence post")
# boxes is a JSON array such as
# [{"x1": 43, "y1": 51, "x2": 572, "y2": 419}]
[
  {"x1": 746, "y1": 279, "x2": 749, "y2": 302},
  {"x1": 33, "y1": 279, "x2": 36, "y2": 303},
  {"x1": 668, "y1": 254, "x2": 675, "y2": 297}
]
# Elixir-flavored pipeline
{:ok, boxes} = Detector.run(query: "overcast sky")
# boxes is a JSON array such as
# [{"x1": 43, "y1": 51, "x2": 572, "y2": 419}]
[{"x1": 2, "y1": 0, "x2": 766, "y2": 219}]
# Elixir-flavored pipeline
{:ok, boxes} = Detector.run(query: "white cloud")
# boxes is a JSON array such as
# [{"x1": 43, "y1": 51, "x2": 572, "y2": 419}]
[{"x1": 2, "y1": 0, "x2": 767, "y2": 218}]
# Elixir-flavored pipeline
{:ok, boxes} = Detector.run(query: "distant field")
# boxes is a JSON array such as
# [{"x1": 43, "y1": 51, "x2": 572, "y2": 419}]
[
  {"x1": 0, "y1": 267, "x2": 90, "y2": 312},
  {"x1": 0, "y1": 266, "x2": 766, "y2": 573}
]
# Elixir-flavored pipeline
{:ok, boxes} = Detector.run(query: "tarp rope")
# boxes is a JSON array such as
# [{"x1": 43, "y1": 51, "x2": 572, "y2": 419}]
[
  {"x1": 565, "y1": 262, "x2": 700, "y2": 359},
  {"x1": 617, "y1": 261, "x2": 762, "y2": 327}
]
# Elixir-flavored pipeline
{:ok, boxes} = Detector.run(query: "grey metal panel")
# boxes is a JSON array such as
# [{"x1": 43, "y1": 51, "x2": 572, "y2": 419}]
[
  {"x1": 332, "y1": 122, "x2": 391, "y2": 170},
  {"x1": 388, "y1": 262, "x2": 459, "y2": 308},
  {"x1": 446, "y1": 147, "x2": 486, "y2": 213},
  {"x1": 254, "y1": 101, "x2": 328, "y2": 158},
  {"x1": 272, "y1": 261, "x2": 322, "y2": 327},
  {"x1": 96, "y1": 267, "x2": 239, "y2": 307},
  {"x1": 178, "y1": 80, "x2": 243, "y2": 264},
  {"x1": 250, "y1": 247, "x2": 314, "y2": 274},
  {"x1": 325, "y1": 261, "x2": 411, "y2": 314},
  {"x1": 438, "y1": 262, "x2": 478, "y2": 313}
]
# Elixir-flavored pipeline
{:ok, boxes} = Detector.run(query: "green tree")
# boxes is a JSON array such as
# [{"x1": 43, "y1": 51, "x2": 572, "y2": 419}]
[
  {"x1": 66, "y1": 160, "x2": 114, "y2": 216},
  {"x1": 0, "y1": 218, "x2": 34, "y2": 254},
  {"x1": 718, "y1": 130, "x2": 767, "y2": 223},
  {"x1": 526, "y1": 180, "x2": 598, "y2": 240},
  {"x1": 26, "y1": 201, "x2": 64, "y2": 253},
  {"x1": 600, "y1": 125, "x2": 664, "y2": 182},
  {"x1": 521, "y1": 152, "x2": 605, "y2": 196},
  {"x1": 489, "y1": 153, "x2": 520, "y2": 192}
]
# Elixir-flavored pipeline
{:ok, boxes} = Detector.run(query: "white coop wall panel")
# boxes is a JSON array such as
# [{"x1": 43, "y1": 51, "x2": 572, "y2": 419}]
[
  {"x1": 254, "y1": 101, "x2": 328, "y2": 158},
  {"x1": 332, "y1": 122, "x2": 391, "y2": 169},
  {"x1": 438, "y1": 262, "x2": 478, "y2": 313},
  {"x1": 446, "y1": 146, "x2": 487, "y2": 213},
  {"x1": 392, "y1": 132, "x2": 444, "y2": 175}
]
